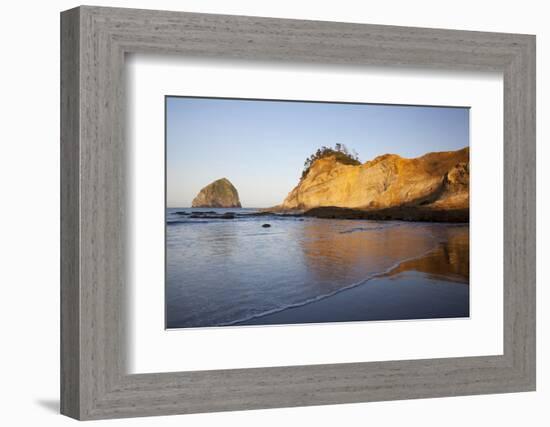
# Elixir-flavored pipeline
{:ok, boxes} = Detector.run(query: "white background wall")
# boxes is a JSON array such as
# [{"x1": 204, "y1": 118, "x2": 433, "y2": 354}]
[{"x1": 0, "y1": 0, "x2": 546, "y2": 425}]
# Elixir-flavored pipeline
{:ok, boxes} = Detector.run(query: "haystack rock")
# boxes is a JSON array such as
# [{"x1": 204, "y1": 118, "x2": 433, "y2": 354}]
[
  {"x1": 280, "y1": 147, "x2": 469, "y2": 212},
  {"x1": 191, "y1": 178, "x2": 241, "y2": 208}
]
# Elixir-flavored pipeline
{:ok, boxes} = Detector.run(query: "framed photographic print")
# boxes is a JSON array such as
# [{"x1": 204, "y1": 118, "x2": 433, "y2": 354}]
[
  {"x1": 164, "y1": 96, "x2": 471, "y2": 330},
  {"x1": 61, "y1": 6, "x2": 536, "y2": 420}
]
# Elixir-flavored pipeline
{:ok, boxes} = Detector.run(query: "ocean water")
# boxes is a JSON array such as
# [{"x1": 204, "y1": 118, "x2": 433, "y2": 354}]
[{"x1": 166, "y1": 208, "x2": 469, "y2": 328}]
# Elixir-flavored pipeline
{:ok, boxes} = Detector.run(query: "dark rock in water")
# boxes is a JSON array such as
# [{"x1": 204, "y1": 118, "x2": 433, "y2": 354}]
[
  {"x1": 303, "y1": 206, "x2": 469, "y2": 223},
  {"x1": 188, "y1": 212, "x2": 236, "y2": 219},
  {"x1": 191, "y1": 178, "x2": 241, "y2": 208},
  {"x1": 249, "y1": 211, "x2": 274, "y2": 216},
  {"x1": 175, "y1": 211, "x2": 190, "y2": 215},
  {"x1": 262, "y1": 223, "x2": 271, "y2": 228},
  {"x1": 191, "y1": 210, "x2": 216, "y2": 214}
]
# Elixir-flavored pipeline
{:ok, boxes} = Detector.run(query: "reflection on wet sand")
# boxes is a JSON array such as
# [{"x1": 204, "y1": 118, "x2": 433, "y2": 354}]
[
  {"x1": 298, "y1": 220, "x2": 469, "y2": 287},
  {"x1": 239, "y1": 223, "x2": 470, "y2": 326},
  {"x1": 167, "y1": 208, "x2": 470, "y2": 327},
  {"x1": 384, "y1": 225, "x2": 469, "y2": 283}
]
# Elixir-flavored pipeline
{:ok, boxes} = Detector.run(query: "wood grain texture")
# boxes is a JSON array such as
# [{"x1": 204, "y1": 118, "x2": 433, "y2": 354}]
[
  {"x1": 60, "y1": 5, "x2": 536, "y2": 420},
  {"x1": 60, "y1": 7, "x2": 80, "y2": 419}
]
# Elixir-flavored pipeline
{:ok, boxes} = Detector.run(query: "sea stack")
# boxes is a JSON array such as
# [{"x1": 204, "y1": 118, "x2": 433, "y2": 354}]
[{"x1": 191, "y1": 178, "x2": 242, "y2": 208}]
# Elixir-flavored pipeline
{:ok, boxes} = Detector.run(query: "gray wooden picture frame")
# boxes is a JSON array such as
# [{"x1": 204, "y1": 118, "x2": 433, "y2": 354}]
[{"x1": 60, "y1": 5, "x2": 536, "y2": 420}]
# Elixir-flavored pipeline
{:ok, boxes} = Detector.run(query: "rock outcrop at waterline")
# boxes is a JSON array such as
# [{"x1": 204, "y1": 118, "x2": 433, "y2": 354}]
[
  {"x1": 191, "y1": 178, "x2": 241, "y2": 208},
  {"x1": 278, "y1": 147, "x2": 470, "y2": 221}
]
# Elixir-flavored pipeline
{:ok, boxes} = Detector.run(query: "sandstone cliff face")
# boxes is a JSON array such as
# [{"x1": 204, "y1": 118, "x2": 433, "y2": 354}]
[
  {"x1": 192, "y1": 178, "x2": 241, "y2": 208},
  {"x1": 280, "y1": 147, "x2": 469, "y2": 212}
]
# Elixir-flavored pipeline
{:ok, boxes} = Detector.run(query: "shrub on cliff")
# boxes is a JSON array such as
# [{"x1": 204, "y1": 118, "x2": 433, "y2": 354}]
[{"x1": 301, "y1": 143, "x2": 360, "y2": 180}]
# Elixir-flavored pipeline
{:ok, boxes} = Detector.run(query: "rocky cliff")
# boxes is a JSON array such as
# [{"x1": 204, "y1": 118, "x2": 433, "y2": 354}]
[
  {"x1": 279, "y1": 147, "x2": 469, "y2": 220},
  {"x1": 191, "y1": 178, "x2": 241, "y2": 208}
]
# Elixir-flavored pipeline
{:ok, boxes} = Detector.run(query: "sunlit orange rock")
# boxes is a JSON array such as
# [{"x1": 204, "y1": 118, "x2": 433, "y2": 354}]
[{"x1": 278, "y1": 147, "x2": 469, "y2": 221}]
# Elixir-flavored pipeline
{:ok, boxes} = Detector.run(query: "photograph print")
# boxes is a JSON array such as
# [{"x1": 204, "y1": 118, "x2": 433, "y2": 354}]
[{"x1": 166, "y1": 96, "x2": 470, "y2": 329}]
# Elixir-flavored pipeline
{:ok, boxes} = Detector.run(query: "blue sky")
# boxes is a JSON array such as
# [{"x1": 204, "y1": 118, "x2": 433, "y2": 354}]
[{"x1": 166, "y1": 97, "x2": 469, "y2": 208}]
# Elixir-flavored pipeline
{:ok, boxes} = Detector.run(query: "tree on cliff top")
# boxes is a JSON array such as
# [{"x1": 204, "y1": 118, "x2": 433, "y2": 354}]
[{"x1": 301, "y1": 143, "x2": 360, "y2": 180}]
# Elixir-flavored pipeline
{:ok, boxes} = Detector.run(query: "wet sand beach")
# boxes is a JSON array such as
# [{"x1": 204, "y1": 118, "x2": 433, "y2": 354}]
[
  {"x1": 237, "y1": 239, "x2": 469, "y2": 326},
  {"x1": 166, "y1": 208, "x2": 469, "y2": 329}
]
